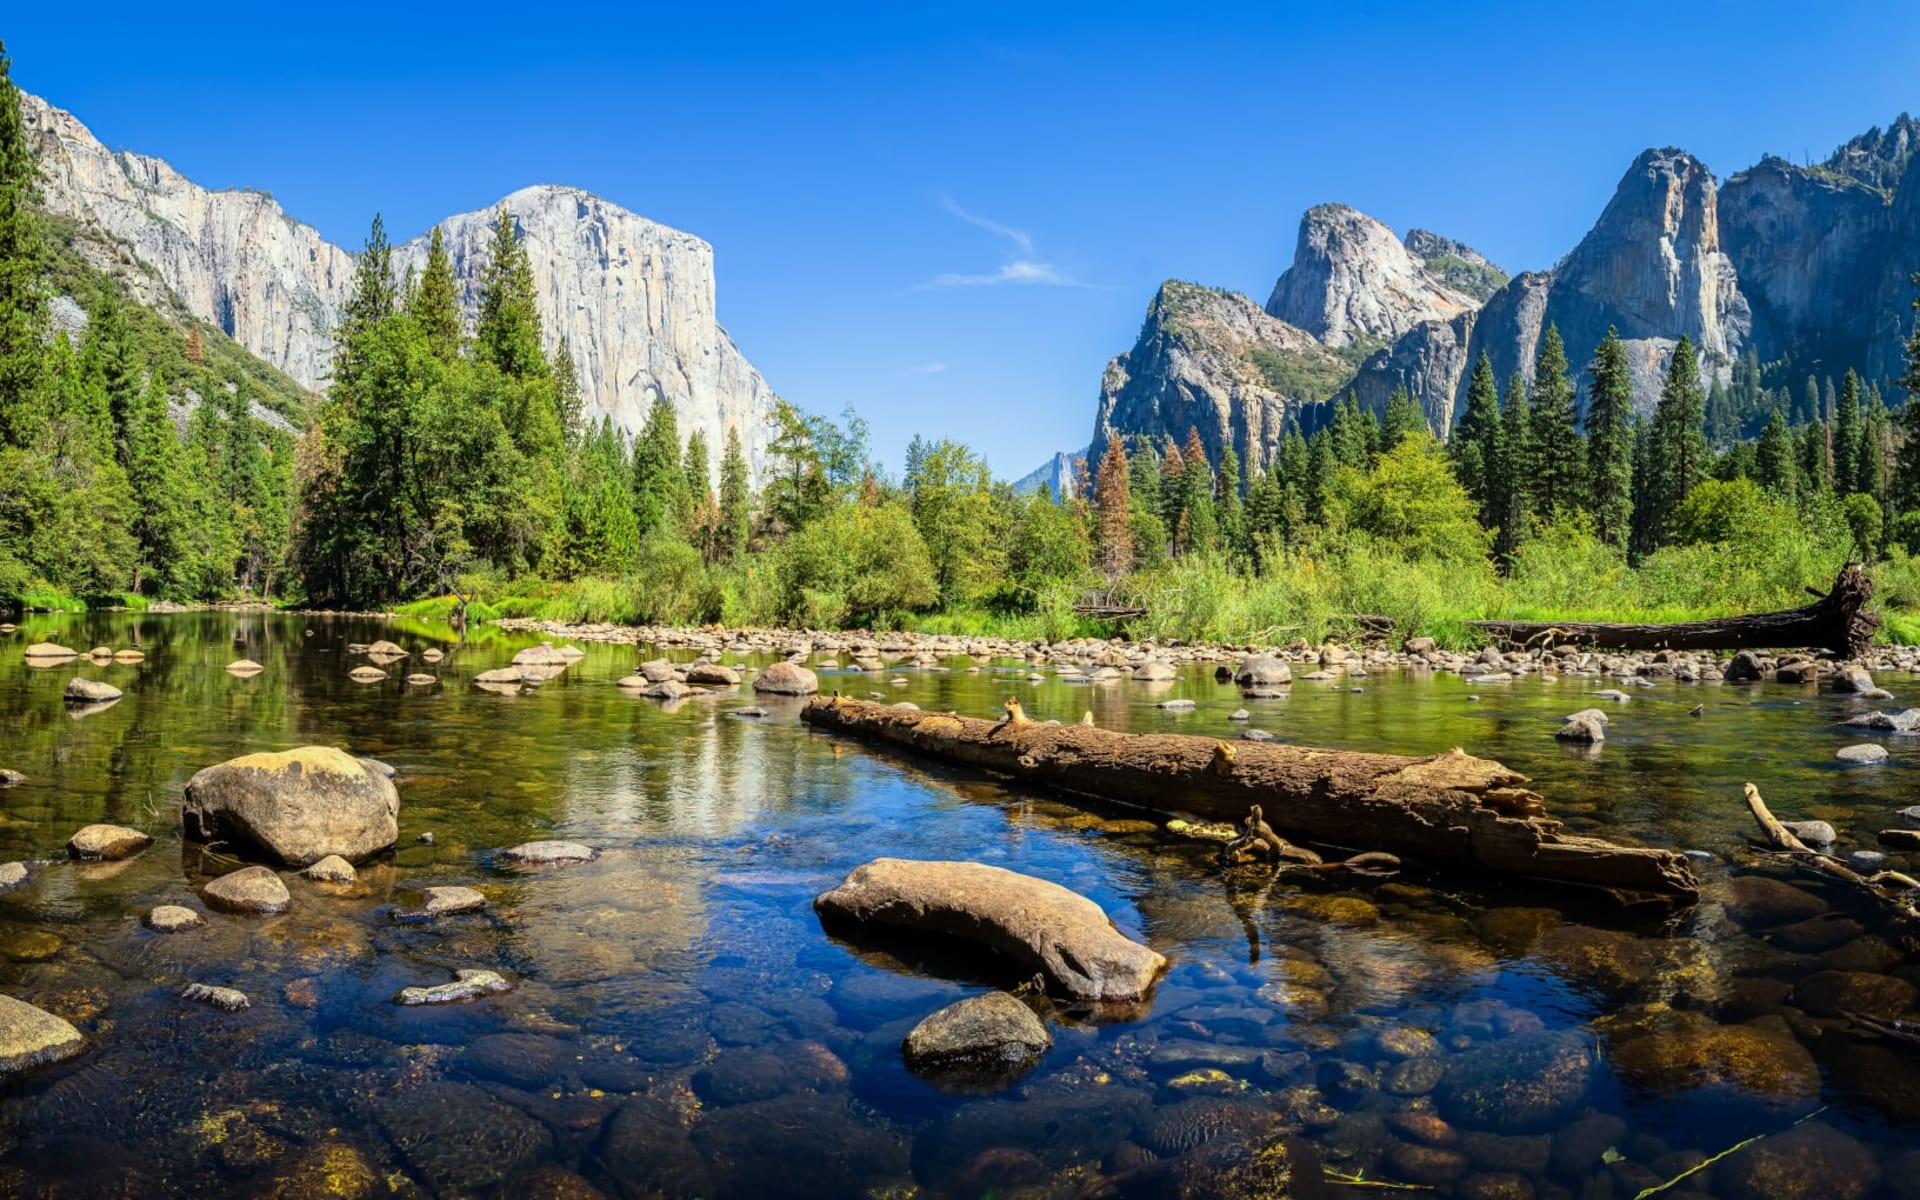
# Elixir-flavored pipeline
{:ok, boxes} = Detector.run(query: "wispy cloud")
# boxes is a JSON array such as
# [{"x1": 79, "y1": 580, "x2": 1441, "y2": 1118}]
[
  {"x1": 912, "y1": 197, "x2": 1089, "y2": 291},
  {"x1": 900, "y1": 361, "x2": 949, "y2": 376}
]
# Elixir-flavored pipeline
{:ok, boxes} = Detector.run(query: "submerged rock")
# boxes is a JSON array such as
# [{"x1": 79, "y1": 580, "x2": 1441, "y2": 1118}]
[
  {"x1": 1716, "y1": 1119, "x2": 1879, "y2": 1200},
  {"x1": 144, "y1": 905, "x2": 205, "y2": 932},
  {"x1": 1781, "y1": 820, "x2": 1838, "y2": 845},
  {"x1": 814, "y1": 858, "x2": 1166, "y2": 1001},
  {"x1": 180, "y1": 983, "x2": 250, "y2": 1012},
  {"x1": 183, "y1": 745, "x2": 400, "y2": 866},
  {"x1": 66, "y1": 824, "x2": 151, "y2": 860},
  {"x1": 901, "y1": 991, "x2": 1051, "y2": 1088},
  {"x1": 1792, "y1": 969, "x2": 1917, "y2": 1019},
  {"x1": 302, "y1": 854, "x2": 356, "y2": 884},
  {"x1": 1836, "y1": 743, "x2": 1889, "y2": 764},
  {"x1": 391, "y1": 885, "x2": 487, "y2": 921},
  {"x1": 394, "y1": 968, "x2": 513, "y2": 1006},
  {"x1": 752, "y1": 661, "x2": 819, "y2": 695},
  {"x1": 1610, "y1": 1015, "x2": 1819, "y2": 1107},
  {"x1": 201, "y1": 865, "x2": 292, "y2": 915},
  {"x1": 0, "y1": 995, "x2": 84, "y2": 1076},
  {"x1": 1435, "y1": 1031, "x2": 1597, "y2": 1133},
  {"x1": 502, "y1": 841, "x2": 599, "y2": 867}
]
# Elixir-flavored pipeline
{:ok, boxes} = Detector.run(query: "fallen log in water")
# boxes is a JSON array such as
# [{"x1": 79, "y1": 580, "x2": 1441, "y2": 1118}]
[
  {"x1": 1467, "y1": 563, "x2": 1880, "y2": 655},
  {"x1": 801, "y1": 696, "x2": 1699, "y2": 900},
  {"x1": 1743, "y1": 782, "x2": 1920, "y2": 952}
]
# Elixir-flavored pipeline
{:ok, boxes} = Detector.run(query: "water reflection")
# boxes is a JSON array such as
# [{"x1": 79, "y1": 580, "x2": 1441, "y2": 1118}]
[{"x1": 0, "y1": 613, "x2": 1915, "y2": 1197}]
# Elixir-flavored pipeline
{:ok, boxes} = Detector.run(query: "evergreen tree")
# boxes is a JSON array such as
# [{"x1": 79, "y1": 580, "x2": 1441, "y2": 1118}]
[
  {"x1": 1243, "y1": 464, "x2": 1286, "y2": 558},
  {"x1": 631, "y1": 395, "x2": 686, "y2": 531},
  {"x1": 0, "y1": 39, "x2": 42, "y2": 448},
  {"x1": 1528, "y1": 324, "x2": 1582, "y2": 518},
  {"x1": 552, "y1": 337, "x2": 583, "y2": 445},
  {"x1": 718, "y1": 425, "x2": 752, "y2": 559},
  {"x1": 1646, "y1": 335, "x2": 1709, "y2": 547},
  {"x1": 1451, "y1": 352, "x2": 1503, "y2": 525},
  {"x1": 1585, "y1": 329, "x2": 1636, "y2": 549},
  {"x1": 1834, "y1": 370, "x2": 1863, "y2": 495},
  {"x1": 410, "y1": 224, "x2": 463, "y2": 363},
  {"x1": 1755, "y1": 409, "x2": 1797, "y2": 502},
  {"x1": 1380, "y1": 385, "x2": 1427, "y2": 450},
  {"x1": 1305, "y1": 428, "x2": 1337, "y2": 526},
  {"x1": 1798, "y1": 420, "x2": 1830, "y2": 498},
  {"x1": 1495, "y1": 374, "x2": 1531, "y2": 562},
  {"x1": 1093, "y1": 432, "x2": 1132, "y2": 577},
  {"x1": 1797, "y1": 375, "x2": 1820, "y2": 427},
  {"x1": 1330, "y1": 391, "x2": 1375, "y2": 468},
  {"x1": 1893, "y1": 272, "x2": 1920, "y2": 530},
  {"x1": 1216, "y1": 433, "x2": 1245, "y2": 561},
  {"x1": 1628, "y1": 415, "x2": 1657, "y2": 559},
  {"x1": 473, "y1": 209, "x2": 547, "y2": 382},
  {"x1": 1176, "y1": 426, "x2": 1217, "y2": 555}
]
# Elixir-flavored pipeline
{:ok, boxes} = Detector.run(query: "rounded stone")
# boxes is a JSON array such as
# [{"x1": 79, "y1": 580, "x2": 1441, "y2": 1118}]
[
  {"x1": 0, "y1": 994, "x2": 84, "y2": 1075},
  {"x1": 751, "y1": 661, "x2": 819, "y2": 695},
  {"x1": 64, "y1": 677, "x2": 123, "y2": 703},
  {"x1": 201, "y1": 865, "x2": 292, "y2": 915},
  {"x1": 902, "y1": 991, "x2": 1052, "y2": 1086},
  {"x1": 145, "y1": 905, "x2": 206, "y2": 932},
  {"x1": 303, "y1": 854, "x2": 357, "y2": 884},
  {"x1": 1435, "y1": 1031, "x2": 1597, "y2": 1133},
  {"x1": 392, "y1": 885, "x2": 487, "y2": 921},
  {"x1": 347, "y1": 666, "x2": 387, "y2": 682},
  {"x1": 66, "y1": 823, "x2": 152, "y2": 861},
  {"x1": 183, "y1": 745, "x2": 400, "y2": 867},
  {"x1": 1716, "y1": 1119, "x2": 1879, "y2": 1200},
  {"x1": 226, "y1": 659, "x2": 264, "y2": 676}
]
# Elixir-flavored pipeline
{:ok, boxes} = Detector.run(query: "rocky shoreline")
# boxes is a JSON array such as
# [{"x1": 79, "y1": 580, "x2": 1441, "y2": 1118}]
[{"x1": 488, "y1": 616, "x2": 1920, "y2": 682}]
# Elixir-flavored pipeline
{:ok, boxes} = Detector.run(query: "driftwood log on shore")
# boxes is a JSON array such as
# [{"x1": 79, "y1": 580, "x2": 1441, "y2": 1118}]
[
  {"x1": 1467, "y1": 564, "x2": 1881, "y2": 656},
  {"x1": 802, "y1": 696, "x2": 1699, "y2": 900}
]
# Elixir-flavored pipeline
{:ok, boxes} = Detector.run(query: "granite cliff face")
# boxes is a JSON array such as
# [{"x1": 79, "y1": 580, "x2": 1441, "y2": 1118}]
[
  {"x1": 1264, "y1": 204, "x2": 1476, "y2": 347},
  {"x1": 1093, "y1": 282, "x2": 1346, "y2": 473},
  {"x1": 21, "y1": 93, "x2": 780, "y2": 473},
  {"x1": 392, "y1": 187, "x2": 778, "y2": 476}
]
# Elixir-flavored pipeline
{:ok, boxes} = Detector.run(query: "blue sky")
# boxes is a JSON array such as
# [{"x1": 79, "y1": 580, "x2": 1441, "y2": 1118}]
[{"x1": 9, "y1": 2, "x2": 1920, "y2": 476}]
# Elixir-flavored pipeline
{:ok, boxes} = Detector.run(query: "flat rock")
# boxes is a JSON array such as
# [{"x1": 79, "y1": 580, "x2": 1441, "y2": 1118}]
[
  {"x1": 145, "y1": 905, "x2": 205, "y2": 932},
  {"x1": 22, "y1": 643, "x2": 78, "y2": 659},
  {"x1": 0, "y1": 994, "x2": 84, "y2": 1075},
  {"x1": 201, "y1": 865, "x2": 292, "y2": 915},
  {"x1": 183, "y1": 745, "x2": 400, "y2": 866},
  {"x1": 405, "y1": 673, "x2": 436, "y2": 685},
  {"x1": 392, "y1": 885, "x2": 487, "y2": 921},
  {"x1": 66, "y1": 824, "x2": 151, "y2": 860},
  {"x1": 225, "y1": 659, "x2": 264, "y2": 676},
  {"x1": 512, "y1": 643, "x2": 570, "y2": 667},
  {"x1": 1561, "y1": 707, "x2": 1610, "y2": 725},
  {"x1": 395, "y1": 968, "x2": 513, "y2": 1006},
  {"x1": 63, "y1": 677, "x2": 122, "y2": 704},
  {"x1": 1132, "y1": 661, "x2": 1178, "y2": 681},
  {"x1": 752, "y1": 661, "x2": 819, "y2": 695},
  {"x1": 902, "y1": 991, "x2": 1052, "y2": 1088},
  {"x1": 686, "y1": 662, "x2": 741, "y2": 686},
  {"x1": 1836, "y1": 743, "x2": 1888, "y2": 764},
  {"x1": 502, "y1": 840, "x2": 599, "y2": 866},
  {"x1": 181, "y1": 983, "x2": 250, "y2": 1012},
  {"x1": 1725, "y1": 876, "x2": 1827, "y2": 927},
  {"x1": 303, "y1": 854, "x2": 357, "y2": 883},
  {"x1": 347, "y1": 666, "x2": 387, "y2": 682},
  {"x1": 1157, "y1": 698, "x2": 1196, "y2": 710},
  {"x1": 636, "y1": 659, "x2": 677, "y2": 682},
  {"x1": 815, "y1": 858, "x2": 1166, "y2": 1001}
]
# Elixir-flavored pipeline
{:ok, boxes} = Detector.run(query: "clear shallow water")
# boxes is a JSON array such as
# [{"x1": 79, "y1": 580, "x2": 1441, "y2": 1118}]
[{"x1": 0, "y1": 613, "x2": 1918, "y2": 1197}]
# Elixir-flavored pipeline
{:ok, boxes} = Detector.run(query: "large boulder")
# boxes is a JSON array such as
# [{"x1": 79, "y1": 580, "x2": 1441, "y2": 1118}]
[
  {"x1": 1233, "y1": 656, "x2": 1291, "y2": 696},
  {"x1": 814, "y1": 858, "x2": 1166, "y2": 1002},
  {"x1": 0, "y1": 995, "x2": 84, "y2": 1076},
  {"x1": 753, "y1": 661, "x2": 819, "y2": 696},
  {"x1": 182, "y1": 746, "x2": 400, "y2": 866}
]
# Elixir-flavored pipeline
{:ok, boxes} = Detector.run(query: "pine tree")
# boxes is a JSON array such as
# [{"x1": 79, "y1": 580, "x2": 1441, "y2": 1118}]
[
  {"x1": 1834, "y1": 370, "x2": 1863, "y2": 496},
  {"x1": 1528, "y1": 324, "x2": 1582, "y2": 517},
  {"x1": 473, "y1": 209, "x2": 547, "y2": 382},
  {"x1": 1216, "y1": 433, "x2": 1245, "y2": 562},
  {"x1": 552, "y1": 337, "x2": 583, "y2": 445},
  {"x1": 1646, "y1": 335, "x2": 1709, "y2": 547},
  {"x1": 1093, "y1": 433, "x2": 1131, "y2": 577},
  {"x1": 1495, "y1": 374, "x2": 1531, "y2": 561},
  {"x1": 1893, "y1": 272, "x2": 1920, "y2": 532},
  {"x1": 411, "y1": 224, "x2": 464, "y2": 363},
  {"x1": 630, "y1": 395, "x2": 686, "y2": 531},
  {"x1": 1755, "y1": 409, "x2": 1797, "y2": 502},
  {"x1": 1628, "y1": 415, "x2": 1657, "y2": 559},
  {"x1": 1305, "y1": 428, "x2": 1337, "y2": 526},
  {"x1": 1380, "y1": 385, "x2": 1426, "y2": 450},
  {"x1": 1452, "y1": 352, "x2": 1503, "y2": 525},
  {"x1": 1585, "y1": 329, "x2": 1635, "y2": 549},
  {"x1": 1798, "y1": 421, "x2": 1830, "y2": 498},
  {"x1": 185, "y1": 324, "x2": 204, "y2": 366},
  {"x1": 1177, "y1": 426, "x2": 1216, "y2": 555},
  {"x1": 719, "y1": 425, "x2": 751, "y2": 559},
  {"x1": 0, "y1": 39, "x2": 43, "y2": 449}
]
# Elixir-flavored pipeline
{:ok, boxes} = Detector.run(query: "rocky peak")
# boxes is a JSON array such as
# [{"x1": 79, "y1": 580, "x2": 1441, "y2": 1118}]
[
  {"x1": 1822, "y1": 113, "x2": 1920, "y2": 193},
  {"x1": 1094, "y1": 281, "x2": 1347, "y2": 474},
  {"x1": 1403, "y1": 229, "x2": 1510, "y2": 302},
  {"x1": 1264, "y1": 204, "x2": 1476, "y2": 347}
]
